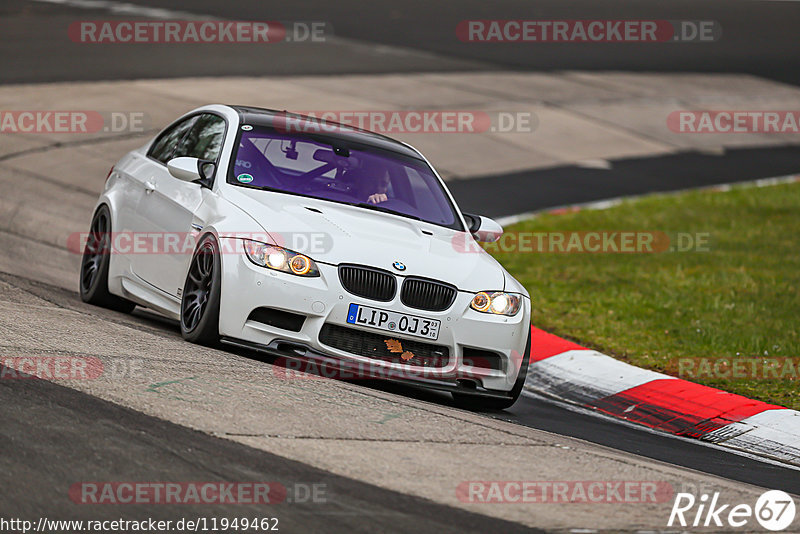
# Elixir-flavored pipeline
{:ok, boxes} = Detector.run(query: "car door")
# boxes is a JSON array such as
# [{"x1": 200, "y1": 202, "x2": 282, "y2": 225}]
[
  {"x1": 125, "y1": 115, "x2": 198, "y2": 287},
  {"x1": 135, "y1": 113, "x2": 226, "y2": 296}
]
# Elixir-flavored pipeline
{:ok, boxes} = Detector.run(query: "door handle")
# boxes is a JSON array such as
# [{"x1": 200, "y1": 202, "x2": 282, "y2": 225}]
[{"x1": 144, "y1": 180, "x2": 156, "y2": 194}]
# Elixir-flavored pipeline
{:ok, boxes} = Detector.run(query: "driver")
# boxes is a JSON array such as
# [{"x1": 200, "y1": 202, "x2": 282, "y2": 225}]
[{"x1": 362, "y1": 169, "x2": 391, "y2": 204}]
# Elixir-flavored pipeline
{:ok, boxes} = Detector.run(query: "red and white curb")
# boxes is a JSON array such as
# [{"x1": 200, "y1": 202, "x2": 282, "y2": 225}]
[{"x1": 523, "y1": 328, "x2": 800, "y2": 467}]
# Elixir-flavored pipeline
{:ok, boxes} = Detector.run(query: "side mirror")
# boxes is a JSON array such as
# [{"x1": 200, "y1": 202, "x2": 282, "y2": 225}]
[
  {"x1": 167, "y1": 157, "x2": 215, "y2": 187},
  {"x1": 463, "y1": 213, "x2": 503, "y2": 243}
]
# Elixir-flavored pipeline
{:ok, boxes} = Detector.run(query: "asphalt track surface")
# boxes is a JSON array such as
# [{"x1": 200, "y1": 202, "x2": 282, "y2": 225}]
[
  {"x1": 450, "y1": 144, "x2": 800, "y2": 218},
  {"x1": 2, "y1": 273, "x2": 800, "y2": 519},
  {"x1": 0, "y1": 360, "x2": 538, "y2": 534},
  {"x1": 371, "y1": 380, "x2": 800, "y2": 496},
  {"x1": 3, "y1": 0, "x2": 800, "y2": 530},
  {"x1": 3, "y1": 0, "x2": 800, "y2": 84}
]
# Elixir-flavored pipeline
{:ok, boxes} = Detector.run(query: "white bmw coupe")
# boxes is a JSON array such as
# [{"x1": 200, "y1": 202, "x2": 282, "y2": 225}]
[{"x1": 80, "y1": 105, "x2": 531, "y2": 409}]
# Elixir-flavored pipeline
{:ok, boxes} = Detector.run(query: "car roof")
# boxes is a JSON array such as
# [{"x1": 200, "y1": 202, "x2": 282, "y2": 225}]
[{"x1": 228, "y1": 105, "x2": 424, "y2": 160}]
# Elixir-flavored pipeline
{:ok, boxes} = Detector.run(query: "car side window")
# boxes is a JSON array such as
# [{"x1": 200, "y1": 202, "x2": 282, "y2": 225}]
[
  {"x1": 148, "y1": 116, "x2": 197, "y2": 164},
  {"x1": 174, "y1": 114, "x2": 226, "y2": 162}
]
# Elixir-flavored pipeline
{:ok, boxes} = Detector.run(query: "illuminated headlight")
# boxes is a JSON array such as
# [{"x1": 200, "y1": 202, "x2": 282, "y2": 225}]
[
  {"x1": 470, "y1": 291, "x2": 522, "y2": 316},
  {"x1": 243, "y1": 240, "x2": 319, "y2": 277}
]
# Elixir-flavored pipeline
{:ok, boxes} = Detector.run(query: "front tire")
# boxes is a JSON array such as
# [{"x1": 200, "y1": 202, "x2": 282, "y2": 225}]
[
  {"x1": 452, "y1": 327, "x2": 531, "y2": 411},
  {"x1": 180, "y1": 235, "x2": 221, "y2": 346},
  {"x1": 79, "y1": 205, "x2": 136, "y2": 313}
]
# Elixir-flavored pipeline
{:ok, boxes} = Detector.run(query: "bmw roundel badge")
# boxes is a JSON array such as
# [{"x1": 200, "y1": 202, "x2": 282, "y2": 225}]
[{"x1": 392, "y1": 261, "x2": 406, "y2": 271}]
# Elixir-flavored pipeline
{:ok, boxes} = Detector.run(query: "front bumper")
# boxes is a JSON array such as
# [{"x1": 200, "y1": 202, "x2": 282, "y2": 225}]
[
  {"x1": 218, "y1": 246, "x2": 530, "y2": 393},
  {"x1": 219, "y1": 336, "x2": 517, "y2": 399}
]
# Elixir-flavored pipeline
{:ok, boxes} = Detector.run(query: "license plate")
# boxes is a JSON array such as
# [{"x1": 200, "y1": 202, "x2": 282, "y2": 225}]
[{"x1": 346, "y1": 303, "x2": 440, "y2": 340}]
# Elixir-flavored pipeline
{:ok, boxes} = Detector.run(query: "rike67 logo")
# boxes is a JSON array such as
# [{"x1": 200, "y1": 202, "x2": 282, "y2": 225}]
[{"x1": 668, "y1": 490, "x2": 796, "y2": 531}]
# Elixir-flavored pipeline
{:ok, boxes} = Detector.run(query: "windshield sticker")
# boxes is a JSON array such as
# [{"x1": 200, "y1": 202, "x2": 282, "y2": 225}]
[{"x1": 236, "y1": 173, "x2": 254, "y2": 183}]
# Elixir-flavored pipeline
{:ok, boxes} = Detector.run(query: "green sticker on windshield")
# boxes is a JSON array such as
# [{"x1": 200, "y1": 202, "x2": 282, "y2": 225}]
[{"x1": 237, "y1": 173, "x2": 254, "y2": 184}]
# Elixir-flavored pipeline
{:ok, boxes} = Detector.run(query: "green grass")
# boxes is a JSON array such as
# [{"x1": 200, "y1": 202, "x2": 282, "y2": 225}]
[{"x1": 490, "y1": 181, "x2": 800, "y2": 409}]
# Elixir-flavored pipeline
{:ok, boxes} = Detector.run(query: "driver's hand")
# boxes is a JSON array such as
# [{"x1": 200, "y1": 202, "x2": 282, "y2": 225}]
[{"x1": 367, "y1": 193, "x2": 388, "y2": 204}]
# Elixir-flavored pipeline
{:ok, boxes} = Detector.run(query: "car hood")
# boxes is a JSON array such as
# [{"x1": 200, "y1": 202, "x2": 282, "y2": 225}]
[{"x1": 222, "y1": 187, "x2": 506, "y2": 292}]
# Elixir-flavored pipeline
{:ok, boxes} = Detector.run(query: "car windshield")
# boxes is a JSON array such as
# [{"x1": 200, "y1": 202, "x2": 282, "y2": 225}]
[{"x1": 228, "y1": 127, "x2": 462, "y2": 230}]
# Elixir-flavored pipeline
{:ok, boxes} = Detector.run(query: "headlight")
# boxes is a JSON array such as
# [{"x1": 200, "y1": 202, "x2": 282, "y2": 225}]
[
  {"x1": 243, "y1": 240, "x2": 320, "y2": 277},
  {"x1": 470, "y1": 291, "x2": 522, "y2": 316}
]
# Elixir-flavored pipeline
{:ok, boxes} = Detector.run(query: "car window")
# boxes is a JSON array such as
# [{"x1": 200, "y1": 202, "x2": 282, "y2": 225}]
[
  {"x1": 149, "y1": 116, "x2": 197, "y2": 164},
  {"x1": 174, "y1": 114, "x2": 226, "y2": 161},
  {"x1": 229, "y1": 127, "x2": 462, "y2": 230}
]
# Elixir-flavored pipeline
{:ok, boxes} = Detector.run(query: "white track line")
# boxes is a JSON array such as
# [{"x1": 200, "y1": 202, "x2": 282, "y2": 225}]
[{"x1": 28, "y1": 0, "x2": 208, "y2": 20}]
